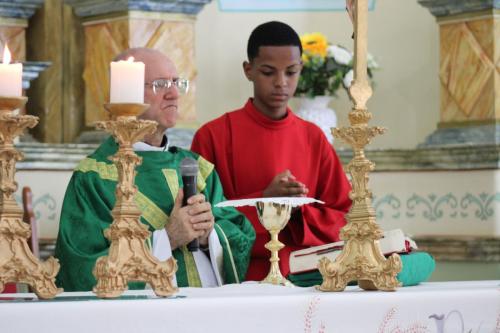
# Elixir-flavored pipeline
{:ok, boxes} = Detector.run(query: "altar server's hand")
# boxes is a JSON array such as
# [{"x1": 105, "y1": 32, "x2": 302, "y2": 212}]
[{"x1": 263, "y1": 170, "x2": 309, "y2": 197}]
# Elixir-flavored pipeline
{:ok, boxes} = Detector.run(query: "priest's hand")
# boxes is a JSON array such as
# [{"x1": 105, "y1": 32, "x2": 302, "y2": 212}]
[
  {"x1": 263, "y1": 170, "x2": 309, "y2": 197},
  {"x1": 166, "y1": 190, "x2": 214, "y2": 250},
  {"x1": 186, "y1": 193, "x2": 215, "y2": 247}
]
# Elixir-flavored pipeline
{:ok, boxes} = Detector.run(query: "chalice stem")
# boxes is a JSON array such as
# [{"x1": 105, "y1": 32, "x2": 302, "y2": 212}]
[
  {"x1": 269, "y1": 231, "x2": 281, "y2": 274},
  {"x1": 262, "y1": 229, "x2": 293, "y2": 286}
]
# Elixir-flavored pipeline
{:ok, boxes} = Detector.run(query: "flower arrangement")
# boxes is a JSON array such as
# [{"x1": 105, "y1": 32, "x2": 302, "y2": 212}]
[{"x1": 295, "y1": 32, "x2": 378, "y2": 98}]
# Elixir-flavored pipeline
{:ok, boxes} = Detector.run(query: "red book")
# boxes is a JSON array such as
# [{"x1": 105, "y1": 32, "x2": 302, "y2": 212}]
[{"x1": 2, "y1": 283, "x2": 16, "y2": 293}]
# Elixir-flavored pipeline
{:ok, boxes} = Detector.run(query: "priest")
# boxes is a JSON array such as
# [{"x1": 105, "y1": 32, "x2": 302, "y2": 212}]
[
  {"x1": 55, "y1": 48, "x2": 255, "y2": 291},
  {"x1": 191, "y1": 21, "x2": 352, "y2": 281}
]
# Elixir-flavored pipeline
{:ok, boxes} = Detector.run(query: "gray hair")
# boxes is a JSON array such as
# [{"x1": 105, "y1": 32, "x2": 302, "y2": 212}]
[{"x1": 113, "y1": 47, "x2": 165, "y2": 62}]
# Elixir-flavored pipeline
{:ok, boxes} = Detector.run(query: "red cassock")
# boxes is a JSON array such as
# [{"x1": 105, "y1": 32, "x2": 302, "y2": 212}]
[{"x1": 191, "y1": 99, "x2": 352, "y2": 280}]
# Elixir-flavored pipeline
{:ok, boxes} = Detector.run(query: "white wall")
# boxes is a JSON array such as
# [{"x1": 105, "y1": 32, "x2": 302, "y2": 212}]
[
  {"x1": 17, "y1": 170, "x2": 73, "y2": 239},
  {"x1": 194, "y1": 0, "x2": 440, "y2": 149}
]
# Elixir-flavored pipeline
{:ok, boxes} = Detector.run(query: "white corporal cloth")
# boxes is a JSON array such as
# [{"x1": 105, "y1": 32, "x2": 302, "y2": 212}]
[{"x1": 215, "y1": 197, "x2": 324, "y2": 208}]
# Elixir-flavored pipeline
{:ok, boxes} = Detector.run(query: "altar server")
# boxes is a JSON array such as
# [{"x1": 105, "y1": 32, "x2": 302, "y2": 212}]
[{"x1": 191, "y1": 22, "x2": 351, "y2": 280}]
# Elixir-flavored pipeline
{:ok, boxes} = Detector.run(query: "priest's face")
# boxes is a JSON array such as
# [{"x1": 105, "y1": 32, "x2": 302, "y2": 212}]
[
  {"x1": 244, "y1": 46, "x2": 302, "y2": 119},
  {"x1": 141, "y1": 53, "x2": 180, "y2": 131}
]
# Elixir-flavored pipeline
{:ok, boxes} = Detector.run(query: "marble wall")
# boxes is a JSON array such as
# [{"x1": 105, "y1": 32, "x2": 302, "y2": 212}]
[
  {"x1": 439, "y1": 14, "x2": 499, "y2": 125},
  {"x1": 82, "y1": 13, "x2": 197, "y2": 128},
  {"x1": 0, "y1": 24, "x2": 25, "y2": 60},
  {"x1": 6, "y1": 0, "x2": 208, "y2": 143},
  {"x1": 26, "y1": 0, "x2": 64, "y2": 143}
]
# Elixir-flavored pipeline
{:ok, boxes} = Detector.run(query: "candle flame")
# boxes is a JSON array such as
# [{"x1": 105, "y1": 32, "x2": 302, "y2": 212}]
[
  {"x1": 2, "y1": 44, "x2": 11, "y2": 64},
  {"x1": 127, "y1": 56, "x2": 135, "y2": 62}
]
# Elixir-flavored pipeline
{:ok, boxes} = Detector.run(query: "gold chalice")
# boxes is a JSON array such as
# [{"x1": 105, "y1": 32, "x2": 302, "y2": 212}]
[
  {"x1": 215, "y1": 197, "x2": 323, "y2": 287},
  {"x1": 255, "y1": 201, "x2": 292, "y2": 286}
]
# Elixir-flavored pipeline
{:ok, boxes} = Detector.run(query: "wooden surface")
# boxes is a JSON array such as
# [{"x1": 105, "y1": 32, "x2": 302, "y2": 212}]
[
  {"x1": 438, "y1": 13, "x2": 500, "y2": 125},
  {"x1": 62, "y1": 3, "x2": 85, "y2": 142}
]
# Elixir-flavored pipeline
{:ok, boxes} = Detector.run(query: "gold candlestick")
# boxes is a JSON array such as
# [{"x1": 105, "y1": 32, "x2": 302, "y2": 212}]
[
  {"x1": 317, "y1": 0, "x2": 401, "y2": 292},
  {"x1": 92, "y1": 103, "x2": 177, "y2": 298},
  {"x1": 256, "y1": 201, "x2": 293, "y2": 286},
  {"x1": 0, "y1": 96, "x2": 61, "y2": 299}
]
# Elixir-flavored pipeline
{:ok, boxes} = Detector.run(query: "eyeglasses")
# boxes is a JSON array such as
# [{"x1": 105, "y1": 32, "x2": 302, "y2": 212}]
[{"x1": 145, "y1": 78, "x2": 190, "y2": 95}]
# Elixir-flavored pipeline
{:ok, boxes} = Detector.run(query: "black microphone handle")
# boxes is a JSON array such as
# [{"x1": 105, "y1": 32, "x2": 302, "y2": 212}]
[
  {"x1": 182, "y1": 175, "x2": 199, "y2": 252},
  {"x1": 187, "y1": 238, "x2": 199, "y2": 252}
]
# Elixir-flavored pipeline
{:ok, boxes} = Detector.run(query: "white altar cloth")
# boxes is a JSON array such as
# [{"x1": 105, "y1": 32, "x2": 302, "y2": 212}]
[{"x1": 0, "y1": 281, "x2": 499, "y2": 333}]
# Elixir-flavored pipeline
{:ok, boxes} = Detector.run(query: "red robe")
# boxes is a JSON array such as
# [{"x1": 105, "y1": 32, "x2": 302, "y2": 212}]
[{"x1": 191, "y1": 99, "x2": 352, "y2": 280}]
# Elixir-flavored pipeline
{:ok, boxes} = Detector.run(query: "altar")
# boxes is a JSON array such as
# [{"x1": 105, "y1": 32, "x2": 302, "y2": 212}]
[{"x1": 1, "y1": 281, "x2": 499, "y2": 332}]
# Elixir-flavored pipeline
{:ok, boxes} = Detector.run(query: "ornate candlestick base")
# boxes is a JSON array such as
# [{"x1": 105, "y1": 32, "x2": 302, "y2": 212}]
[
  {"x1": 316, "y1": 202, "x2": 402, "y2": 292},
  {"x1": 216, "y1": 197, "x2": 323, "y2": 287},
  {"x1": 92, "y1": 103, "x2": 177, "y2": 298},
  {"x1": 0, "y1": 96, "x2": 61, "y2": 299}
]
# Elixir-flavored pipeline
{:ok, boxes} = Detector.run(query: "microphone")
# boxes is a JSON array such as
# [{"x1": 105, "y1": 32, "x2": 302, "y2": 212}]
[{"x1": 180, "y1": 157, "x2": 199, "y2": 252}]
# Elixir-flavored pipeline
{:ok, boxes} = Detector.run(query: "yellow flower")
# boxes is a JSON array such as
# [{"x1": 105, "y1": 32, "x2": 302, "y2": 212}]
[{"x1": 300, "y1": 33, "x2": 328, "y2": 59}]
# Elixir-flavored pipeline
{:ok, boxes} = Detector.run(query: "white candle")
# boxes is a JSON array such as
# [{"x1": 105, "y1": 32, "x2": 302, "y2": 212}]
[
  {"x1": 0, "y1": 45, "x2": 23, "y2": 97},
  {"x1": 110, "y1": 57, "x2": 145, "y2": 103}
]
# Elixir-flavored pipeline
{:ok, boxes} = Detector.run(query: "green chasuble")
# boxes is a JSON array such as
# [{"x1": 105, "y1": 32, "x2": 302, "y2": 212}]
[{"x1": 55, "y1": 137, "x2": 255, "y2": 291}]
